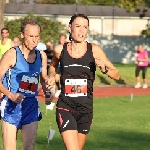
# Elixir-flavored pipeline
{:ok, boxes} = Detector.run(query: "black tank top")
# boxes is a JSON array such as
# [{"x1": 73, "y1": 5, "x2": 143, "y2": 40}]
[{"x1": 57, "y1": 42, "x2": 96, "y2": 113}]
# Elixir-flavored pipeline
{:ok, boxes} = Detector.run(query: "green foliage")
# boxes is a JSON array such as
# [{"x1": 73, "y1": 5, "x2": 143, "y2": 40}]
[
  {"x1": 118, "y1": 0, "x2": 149, "y2": 14},
  {"x1": 34, "y1": 0, "x2": 75, "y2": 4},
  {"x1": 4, "y1": 13, "x2": 67, "y2": 43},
  {"x1": 14, "y1": 0, "x2": 150, "y2": 8},
  {"x1": 9, "y1": 1, "x2": 150, "y2": 39},
  {"x1": 34, "y1": 0, "x2": 119, "y2": 5},
  {"x1": 118, "y1": 0, "x2": 150, "y2": 38},
  {"x1": 95, "y1": 64, "x2": 150, "y2": 86}
]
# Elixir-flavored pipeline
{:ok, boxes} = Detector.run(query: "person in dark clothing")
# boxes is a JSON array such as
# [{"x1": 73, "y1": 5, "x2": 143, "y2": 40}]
[
  {"x1": 45, "y1": 40, "x2": 54, "y2": 75},
  {"x1": 55, "y1": 34, "x2": 67, "y2": 98},
  {"x1": 48, "y1": 14, "x2": 120, "y2": 150}
]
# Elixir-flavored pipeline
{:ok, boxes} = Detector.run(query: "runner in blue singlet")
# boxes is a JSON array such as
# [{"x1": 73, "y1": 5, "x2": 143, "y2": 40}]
[{"x1": 0, "y1": 20, "x2": 52, "y2": 150}]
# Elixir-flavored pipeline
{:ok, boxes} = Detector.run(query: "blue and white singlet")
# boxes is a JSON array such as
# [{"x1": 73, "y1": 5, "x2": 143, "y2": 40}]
[{"x1": 1, "y1": 46, "x2": 42, "y2": 128}]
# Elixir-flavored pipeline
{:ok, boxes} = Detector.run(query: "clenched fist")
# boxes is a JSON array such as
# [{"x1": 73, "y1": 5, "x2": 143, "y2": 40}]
[
  {"x1": 10, "y1": 93, "x2": 25, "y2": 104},
  {"x1": 95, "y1": 58, "x2": 106, "y2": 72}
]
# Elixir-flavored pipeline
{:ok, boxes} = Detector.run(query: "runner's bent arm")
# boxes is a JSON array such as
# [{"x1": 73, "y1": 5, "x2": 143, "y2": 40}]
[
  {"x1": 47, "y1": 44, "x2": 62, "y2": 88},
  {"x1": 92, "y1": 43, "x2": 120, "y2": 80},
  {"x1": 39, "y1": 50, "x2": 49, "y2": 93},
  {"x1": 0, "y1": 48, "x2": 16, "y2": 98},
  {"x1": 49, "y1": 45, "x2": 62, "y2": 76}
]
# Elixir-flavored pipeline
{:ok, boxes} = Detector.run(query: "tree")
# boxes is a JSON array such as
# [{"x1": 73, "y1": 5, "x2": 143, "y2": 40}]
[
  {"x1": 34, "y1": 0, "x2": 75, "y2": 4},
  {"x1": 0, "y1": 0, "x2": 6, "y2": 39},
  {"x1": 9, "y1": 0, "x2": 150, "y2": 38},
  {"x1": 34, "y1": 0, "x2": 118, "y2": 5},
  {"x1": 118, "y1": 0, "x2": 148, "y2": 15},
  {"x1": 118, "y1": 0, "x2": 150, "y2": 38},
  {"x1": 4, "y1": 13, "x2": 67, "y2": 43}
]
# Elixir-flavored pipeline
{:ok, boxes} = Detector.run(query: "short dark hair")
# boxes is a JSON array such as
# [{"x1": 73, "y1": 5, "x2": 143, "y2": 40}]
[
  {"x1": 59, "y1": 33, "x2": 67, "y2": 39},
  {"x1": 69, "y1": 14, "x2": 89, "y2": 26},
  {"x1": 21, "y1": 20, "x2": 41, "y2": 33},
  {"x1": 1, "y1": 28, "x2": 9, "y2": 33}
]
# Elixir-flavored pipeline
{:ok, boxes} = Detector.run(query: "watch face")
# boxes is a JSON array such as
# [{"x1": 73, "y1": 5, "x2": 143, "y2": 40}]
[
  {"x1": 106, "y1": 66, "x2": 108, "y2": 71},
  {"x1": 103, "y1": 66, "x2": 108, "y2": 74}
]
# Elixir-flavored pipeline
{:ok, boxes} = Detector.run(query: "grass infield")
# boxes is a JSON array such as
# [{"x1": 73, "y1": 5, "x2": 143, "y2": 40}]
[{"x1": 1, "y1": 95, "x2": 150, "y2": 150}]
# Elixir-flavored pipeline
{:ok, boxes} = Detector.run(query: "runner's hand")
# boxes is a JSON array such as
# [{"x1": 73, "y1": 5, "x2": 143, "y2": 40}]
[
  {"x1": 46, "y1": 76, "x2": 55, "y2": 89},
  {"x1": 45, "y1": 91, "x2": 53, "y2": 105},
  {"x1": 10, "y1": 93, "x2": 25, "y2": 104},
  {"x1": 95, "y1": 58, "x2": 106, "y2": 72}
]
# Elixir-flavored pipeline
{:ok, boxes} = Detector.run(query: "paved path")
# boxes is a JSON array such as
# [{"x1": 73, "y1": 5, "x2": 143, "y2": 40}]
[{"x1": 38, "y1": 86, "x2": 150, "y2": 102}]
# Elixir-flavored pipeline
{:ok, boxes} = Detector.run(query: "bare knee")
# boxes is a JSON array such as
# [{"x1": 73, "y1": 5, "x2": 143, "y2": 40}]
[
  {"x1": 61, "y1": 130, "x2": 80, "y2": 150},
  {"x1": 78, "y1": 132, "x2": 88, "y2": 150}
]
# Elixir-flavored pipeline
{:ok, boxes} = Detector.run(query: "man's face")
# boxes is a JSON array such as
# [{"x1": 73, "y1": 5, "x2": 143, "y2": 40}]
[
  {"x1": 46, "y1": 41, "x2": 53, "y2": 49},
  {"x1": 13, "y1": 37, "x2": 20, "y2": 46},
  {"x1": 21, "y1": 24, "x2": 40, "y2": 50},
  {"x1": 59, "y1": 35, "x2": 66, "y2": 45},
  {"x1": 1, "y1": 29, "x2": 9, "y2": 39}
]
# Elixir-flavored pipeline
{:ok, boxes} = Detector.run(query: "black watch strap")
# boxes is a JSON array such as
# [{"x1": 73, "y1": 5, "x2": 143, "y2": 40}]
[{"x1": 102, "y1": 66, "x2": 109, "y2": 74}]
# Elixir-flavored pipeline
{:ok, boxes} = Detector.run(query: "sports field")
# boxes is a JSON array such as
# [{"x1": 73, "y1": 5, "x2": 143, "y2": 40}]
[
  {"x1": 1, "y1": 95, "x2": 150, "y2": 150},
  {"x1": 1, "y1": 64, "x2": 150, "y2": 150}
]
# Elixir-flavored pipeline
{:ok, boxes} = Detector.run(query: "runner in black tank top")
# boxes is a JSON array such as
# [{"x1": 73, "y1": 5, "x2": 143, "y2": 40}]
[
  {"x1": 57, "y1": 42, "x2": 96, "y2": 113},
  {"x1": 48, "y1": 14, "x2": 120, "y2": 150}
]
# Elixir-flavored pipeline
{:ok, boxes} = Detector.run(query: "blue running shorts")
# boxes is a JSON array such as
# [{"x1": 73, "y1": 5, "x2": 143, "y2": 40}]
[{"x1": 1, "y1": 96, "x2": 42, "y2": 129}]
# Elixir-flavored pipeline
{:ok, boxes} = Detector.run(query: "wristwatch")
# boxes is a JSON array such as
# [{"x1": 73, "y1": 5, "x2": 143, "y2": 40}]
[{"x1": 102, "y1": 66, "x2": 109, "y2": 74}]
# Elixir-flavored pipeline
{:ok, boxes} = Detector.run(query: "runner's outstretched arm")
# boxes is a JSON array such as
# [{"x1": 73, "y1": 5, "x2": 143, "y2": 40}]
[{"x1": 92, "y1": 43, "x2": 120, "y2": 80}]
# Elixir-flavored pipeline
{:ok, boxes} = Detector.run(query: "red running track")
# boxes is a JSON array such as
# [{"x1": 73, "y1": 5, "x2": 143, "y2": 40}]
[{"x1": 38, "y1": 86, "x2": 150, "y2": 102}]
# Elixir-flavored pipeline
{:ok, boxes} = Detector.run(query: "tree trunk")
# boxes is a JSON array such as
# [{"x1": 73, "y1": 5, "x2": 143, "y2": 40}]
[{"x1": 0, "y1": 0, "x2": 6, "y2": 39}]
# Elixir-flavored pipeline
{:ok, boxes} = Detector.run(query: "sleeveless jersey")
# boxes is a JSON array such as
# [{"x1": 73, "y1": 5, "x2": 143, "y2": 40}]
[
  {"x1": 0, "y1": 38, "x2": 11, "y2": 58},
  {"x1": 57, "y1": 42, "x2": 96, "y2": 113},
  {"x1": 2, "y1": 46, "x2": 42, "y2": 97}
]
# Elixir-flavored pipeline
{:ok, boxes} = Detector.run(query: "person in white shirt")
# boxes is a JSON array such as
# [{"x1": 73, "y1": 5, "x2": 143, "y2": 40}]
[{"x1": 36, "y1": 41, "x2": 47, "y2": 51}]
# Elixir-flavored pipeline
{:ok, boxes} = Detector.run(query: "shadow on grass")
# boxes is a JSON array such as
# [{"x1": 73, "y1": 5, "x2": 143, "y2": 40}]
[
  {"x1": 85, "y1": 129, "x2": 150, "y2": 150},
  {"x1": 35, "y1": 135, "x2": 64, "y2": 150},
  {"x1": 97, "y1": 75, "x2": 110, "y2": 85},
  {"x1": 33, "y1": 128, "x2": 150, "y2": 150},
  {"x1": 115, "y1": 76, "x2": 126, "y2": 85},
  {"x1": 97, "y1": 75, "x2": 127, "y2": 85}
]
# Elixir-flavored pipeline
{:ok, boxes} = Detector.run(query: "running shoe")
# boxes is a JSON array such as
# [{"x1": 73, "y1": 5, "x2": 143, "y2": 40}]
[
  {"x1": 143, "y1": 84, "x2": 148, "y2": 89},
  {"x1": 134, "y1": 83, "x2": 141, "y2": 88}
]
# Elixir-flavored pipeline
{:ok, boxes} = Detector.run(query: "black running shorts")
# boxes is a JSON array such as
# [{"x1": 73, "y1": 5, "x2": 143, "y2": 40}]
[{"x1": 56, "y1": 108, "x2": 93, "y2": 134}]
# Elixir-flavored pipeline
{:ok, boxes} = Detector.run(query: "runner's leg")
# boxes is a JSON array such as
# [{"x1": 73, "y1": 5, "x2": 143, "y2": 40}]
[
  {"x1": 21, "y1": 121, "x2": 38, "y2": 150},
  {"x1": 61, "y1": 130, "x2": 80, "y2": 150},
  {"x1": 2, "y1": 120, "x2": 17, "y2": 150}
]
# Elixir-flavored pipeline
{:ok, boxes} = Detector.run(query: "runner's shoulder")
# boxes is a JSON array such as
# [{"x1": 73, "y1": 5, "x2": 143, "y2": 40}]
[
  {"x1": 3, "y1": 47, "x2": 16, "y2": 58},
  {"x1": 54, "y1": 44, "x2": 63, "y2": 54}
]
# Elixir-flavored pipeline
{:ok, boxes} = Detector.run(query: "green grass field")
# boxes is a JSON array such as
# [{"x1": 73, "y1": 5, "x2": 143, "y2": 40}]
[
  {"x1": 94, "y1": 64, "x2": 150, "y2": 86},
  {"x1": 1, "y1": 95, "x2": 150, "y2": 150}
]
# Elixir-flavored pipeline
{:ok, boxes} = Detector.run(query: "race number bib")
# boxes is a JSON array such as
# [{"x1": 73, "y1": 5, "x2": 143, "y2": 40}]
[
  {"x1": 65, "y1": 79, "x2": 87, "y2": 97},
  {"x1": 19, "y1": 75, "x2": 38, "y2": 94}
]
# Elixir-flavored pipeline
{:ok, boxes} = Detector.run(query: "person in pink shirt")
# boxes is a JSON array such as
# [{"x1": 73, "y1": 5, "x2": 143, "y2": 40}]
[{"x1": 135, "y1": 45, "x2": 149, "y2": 88}]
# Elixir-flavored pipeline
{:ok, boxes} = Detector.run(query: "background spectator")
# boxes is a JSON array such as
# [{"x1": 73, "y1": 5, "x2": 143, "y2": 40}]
[
  {"x1": 13, "y1": 37, "x2": 21, "y2": 46},
  {"x1": 0, "y1": 28, "x2": 14, "y2": 58},
  {"x1": 134, "y1": 45, "x2": 149, "y2": 89}
]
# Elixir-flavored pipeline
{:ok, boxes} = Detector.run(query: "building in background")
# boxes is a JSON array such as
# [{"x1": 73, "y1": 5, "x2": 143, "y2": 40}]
[{"x1": 4, "y1": 3, "x2": 150, "y2": 63}]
